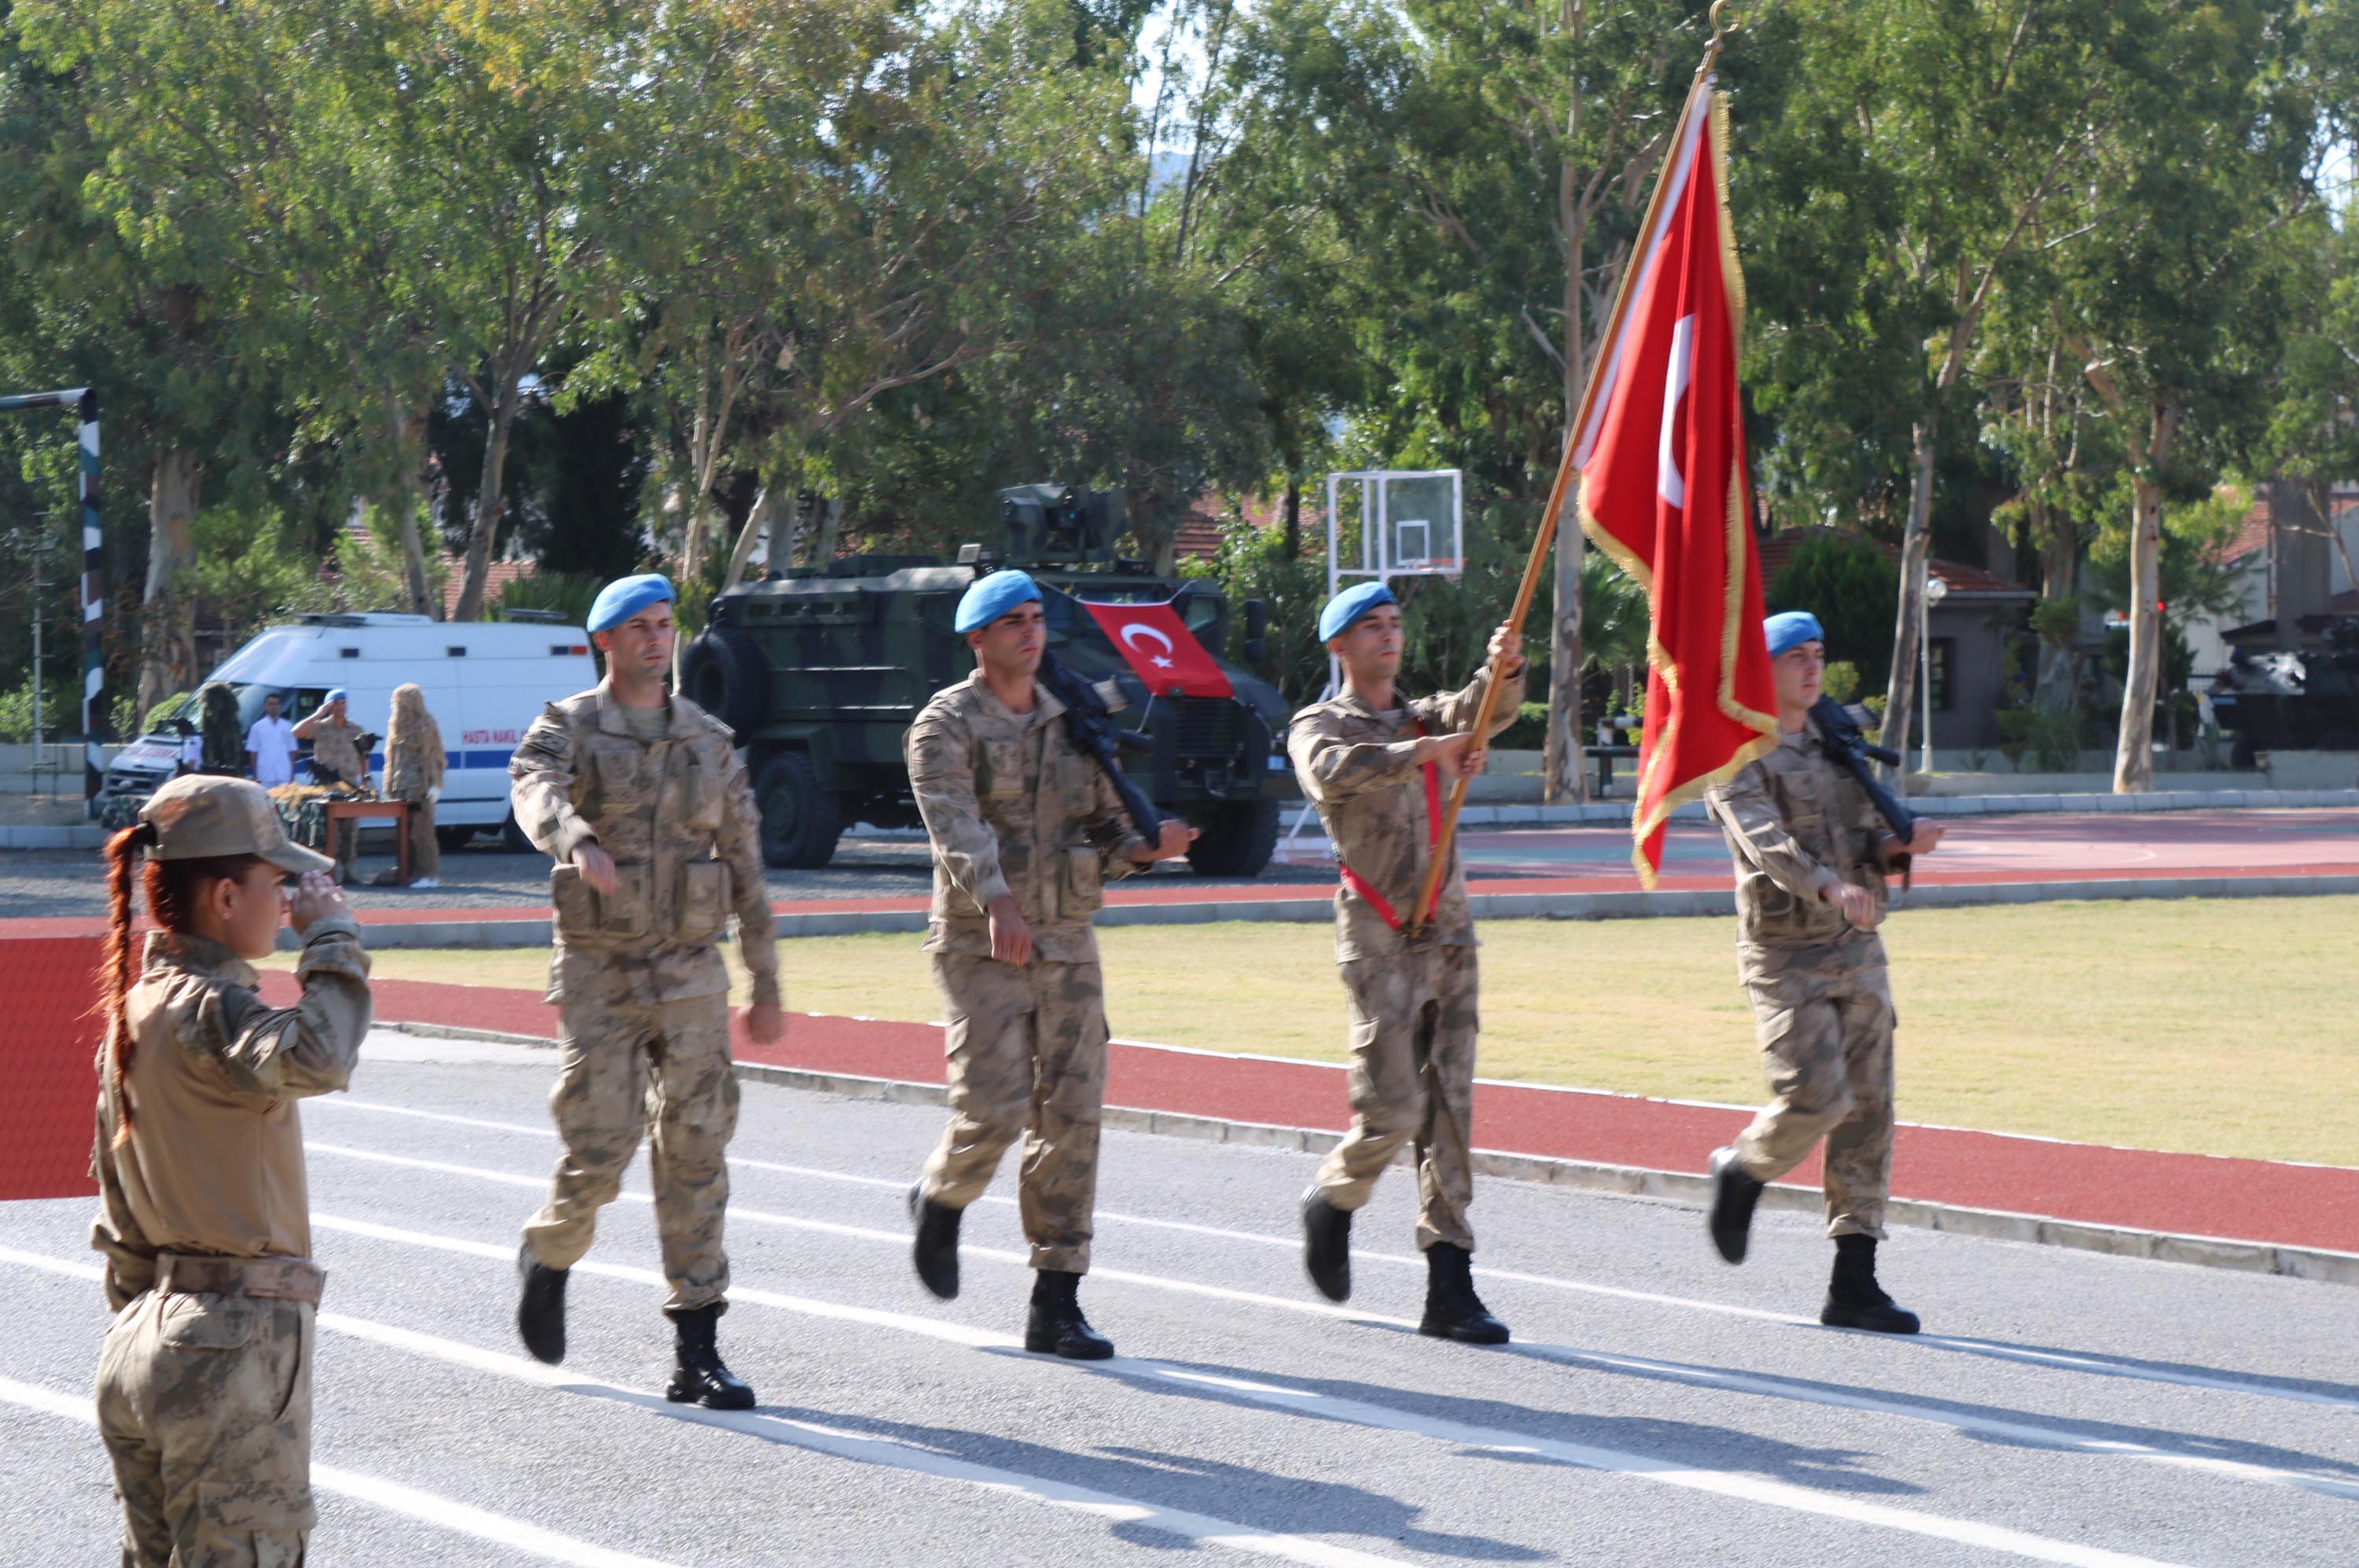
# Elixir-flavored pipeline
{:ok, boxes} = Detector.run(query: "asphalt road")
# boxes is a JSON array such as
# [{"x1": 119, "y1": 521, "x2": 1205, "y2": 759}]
[{"x1": 4, "y1": 1030, "x2": 2354, "y2": 1566}]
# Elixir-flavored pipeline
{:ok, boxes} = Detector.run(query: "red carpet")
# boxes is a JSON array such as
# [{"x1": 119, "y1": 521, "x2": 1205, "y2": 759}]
[{"x1": 250, "y1": 972, "x2": 2359, "y2": 1257}]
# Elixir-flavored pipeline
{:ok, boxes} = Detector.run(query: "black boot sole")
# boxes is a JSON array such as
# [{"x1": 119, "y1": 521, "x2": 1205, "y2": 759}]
[
  {"x1": 1024, "y1": 1328, "x2": 1116, "y2": 1360},
  {"x1": 1820, "y1": 1298, "x2": 1921, "y2": 1334},
  {"x1": 1300, "y1": 1188, "x2": 1352, "y2": 1303},
  {"x1": 516, "y1": 1247, "x2": 568, "y2": 1366},
  {"x1": 1417, "y1": 1316, "x2": 1511, "y2": 1345},
  {"x1": 908, "y1": 1183, "x2": 961, "y2": 1301},
  {"x1": 667, "y1": 1376, "x2": 758, "y2": 1409},
  {"x1": 1707, "y1": 1149, "x2": 1763, "y2": 1265}
]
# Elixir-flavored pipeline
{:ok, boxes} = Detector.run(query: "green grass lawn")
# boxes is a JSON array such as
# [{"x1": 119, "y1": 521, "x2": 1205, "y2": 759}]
[{"x1": 292, "y1": 897, "x2": 2359, "y2": 1167}]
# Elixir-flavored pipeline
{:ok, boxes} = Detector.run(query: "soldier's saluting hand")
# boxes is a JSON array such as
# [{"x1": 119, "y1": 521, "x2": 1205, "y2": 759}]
[{"x1": 903, "y1": 569, "x2": 1194, "y2": 1360}]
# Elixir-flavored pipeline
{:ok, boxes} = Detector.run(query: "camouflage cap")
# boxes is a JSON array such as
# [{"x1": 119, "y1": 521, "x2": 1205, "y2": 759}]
[{"x1": 140, "y1": 775, "x2": 332, "y2": 875}]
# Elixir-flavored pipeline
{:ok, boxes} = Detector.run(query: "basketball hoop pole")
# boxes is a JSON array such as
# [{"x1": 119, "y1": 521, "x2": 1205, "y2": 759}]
[{"x1": 1408, "y1": 442, "x2": 1578, "y2": 933}]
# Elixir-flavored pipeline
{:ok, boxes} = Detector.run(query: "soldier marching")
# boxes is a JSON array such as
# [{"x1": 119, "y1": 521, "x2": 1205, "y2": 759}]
[
  {"x1": 1289, "y1": 581, "x2": 1525, "y2": 1343},
  {"x1": 507, "y1": 572, "x2": 785, "y2": 1407},
  {"x1": 1702, "y1": 611, "x2": 1948, "y2": 1331},
  {"x1": 903, "y1": 569, "x2": 1198, "y2": 1357}
]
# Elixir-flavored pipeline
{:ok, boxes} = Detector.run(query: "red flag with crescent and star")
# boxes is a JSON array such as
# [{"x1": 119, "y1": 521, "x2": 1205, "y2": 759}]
[
  {"x1": 1078, "y1": 600, "x2": 1233, "y2": 698},
  {"x1": 1573, "y1": 79, "x2": 1776, "y2": 888}
]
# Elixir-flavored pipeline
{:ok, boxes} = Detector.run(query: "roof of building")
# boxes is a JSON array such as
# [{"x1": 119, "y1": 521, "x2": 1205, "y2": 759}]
[
  {"x1": 440, "y1": 558, "x2": 535, "y2": 618},
  {"x1": 1755, "y1": 526, "x2": 2033, "y2": 601}
]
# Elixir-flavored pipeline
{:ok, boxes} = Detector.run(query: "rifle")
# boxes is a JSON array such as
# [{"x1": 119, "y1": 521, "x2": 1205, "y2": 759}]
[
  {"x1": 1809, "y1": 696, "x2": 1916, "y2": 843},
  {"x1": 1038, "y1": 651, "x2": 1163, "y2": 843}
]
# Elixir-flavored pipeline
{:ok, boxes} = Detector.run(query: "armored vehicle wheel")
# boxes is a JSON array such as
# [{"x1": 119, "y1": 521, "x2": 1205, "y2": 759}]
[
  {"x1": 756, "y1": 750, "x2": 842, "y2": 869},
  {"x1": 1186, "y1": 798, "x2": 1280, "y2": 878},
  {"x1": 680, "y1": 628, "x2": 767, "y2": 739},
  {"x1": 436, "y1": 825, "x2": 475, "y2": 852}
]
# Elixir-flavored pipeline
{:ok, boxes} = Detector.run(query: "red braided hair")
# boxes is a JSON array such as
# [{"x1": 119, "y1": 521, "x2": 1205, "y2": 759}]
[{"x1": 94, "y1": 826, "x2": 263, "y2": 1149}]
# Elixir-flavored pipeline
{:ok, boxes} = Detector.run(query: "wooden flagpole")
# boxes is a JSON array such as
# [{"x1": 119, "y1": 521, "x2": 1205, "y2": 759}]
[{"x1": 1407, "y1": 3, "x2": 1739, "y2": 933}]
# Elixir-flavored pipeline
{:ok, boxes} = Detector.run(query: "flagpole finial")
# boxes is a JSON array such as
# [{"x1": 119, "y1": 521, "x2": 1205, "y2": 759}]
[{"x1": 1700, "y1": 0, "x2": 1741, "y2": 75}]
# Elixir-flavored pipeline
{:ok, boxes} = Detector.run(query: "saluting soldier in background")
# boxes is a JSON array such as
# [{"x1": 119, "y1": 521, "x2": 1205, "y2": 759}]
[
  {"x1": 903, "y1": 569, "x2": 1196, "y2": 1359},
  {"x1": 1290, "y1": 581, "x2": 1524, "y2": 1344},
  {"x1": 508, "y1": 572, "x2": 784, "y2": 1408},
  {"x1": 1702, "y1": 611, "x2": 1947, "y2": 1332},
  {"x1": 293, "y1": 689, "x2": 369, "y2": 884}
]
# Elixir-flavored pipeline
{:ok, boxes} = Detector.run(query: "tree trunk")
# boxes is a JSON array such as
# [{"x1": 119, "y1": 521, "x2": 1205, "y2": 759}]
[
  {"x1": 1880, "y1": 419, "x2": 1938, "y2": 783},
  {"x1": 1544, "y1": 80, "x2": 1588, "y2": 807},
  {"x1": 135, "y1": 448, "x2": 204, "y2": 721},
  {"x1": 2032, "y1": 499, "x2": 2077, "y2": 716},
  {"x1": 722, "y1": 485, "x2": 780, "y2": 591},
  {"x1": 2112, "y1": 400, "x2": 2180, "y2": 793},
  {"x1": 811, "y1": 495, "x2": 842, "y2": 565},
  {"x1": 374, "y1": 398, "x2": 436, "y2": 620},
  {"x1": 452, "y1": 379, "x2": 521, "y2": 623},
  {"x1": 1282, "y1": 481, "x2": 1301, "y2": 560}
]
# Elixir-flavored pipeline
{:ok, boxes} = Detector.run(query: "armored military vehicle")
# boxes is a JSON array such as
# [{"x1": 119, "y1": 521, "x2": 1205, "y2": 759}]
[
  {"x1": 680, "y1": 484, "x2": 1297, "y2": 873},
  {"x1": 2208, "y1": 615, "x2": 2359, "y2": 766}
]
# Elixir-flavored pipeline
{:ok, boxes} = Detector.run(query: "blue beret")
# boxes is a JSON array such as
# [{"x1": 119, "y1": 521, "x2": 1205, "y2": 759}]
[
  {"x1": 324, "y1": 689, "x2": 348, "y2": 704},
  {"x1": 955, "y1": 569, "x2": 1043, "y2": 634},
  {"x1": 1319, "y1": 581, "x2": 1399, "y2": 642},
  {"x1": 587, "y1": 573, "x2": 677, "y2": 634},
  {"x1": 1764, "y1": 611, "x2": 1825, "y2": 657}
]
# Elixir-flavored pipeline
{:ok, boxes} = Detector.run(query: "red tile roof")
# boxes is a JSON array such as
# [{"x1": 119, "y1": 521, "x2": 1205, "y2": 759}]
[
  {"x1": 1754, "y1": 526, "x2": 2030, "y2": 598},
  {"x1": 440, "y1": 558, "x2": 535, "y2": 618},
  {"x1": 2217, "y1": 496, "x2": 2274, "y2": 565}
]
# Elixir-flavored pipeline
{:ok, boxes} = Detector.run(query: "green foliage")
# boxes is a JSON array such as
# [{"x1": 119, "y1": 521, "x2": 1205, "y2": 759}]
[
  {"x1": 1496, "y1": 701, "x2": 1551, "y2": 752},
  {"x1": 1766, "y1": 534, "x2": 1897, "y2": 695},
  {"x1": 494, "y1": 572, "x2": 604, "y2": 634},
  {"x1": 1820, "y1": 661, "x2": 1860, "y2": 705}
]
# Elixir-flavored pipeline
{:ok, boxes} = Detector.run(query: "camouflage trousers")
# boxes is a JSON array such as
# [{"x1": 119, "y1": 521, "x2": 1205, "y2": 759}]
[
  {"x1": 920, "y1": 953, "x2": 1108, "y2": 1273},
  {"x1": 523, "y1": 988, "x2": 740, "y2": 1311},
  {"x1": 96, "y1": 1290, "x2": 315, "y2": 1566},
  {"x1": 1315, "y1": 942, "x2": 1480, "y2": 1253},
  {"x1": 1729, "y1": 947, "x2": 1897, "y2": 1239},
  {"x1": 327, "y1": 818, "x2": 355, "y2": 884}
]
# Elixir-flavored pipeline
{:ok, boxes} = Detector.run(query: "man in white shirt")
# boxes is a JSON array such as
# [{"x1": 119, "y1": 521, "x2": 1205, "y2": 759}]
[{"x1": 245, "y1": 693, "x2": 298, "y2": 787}]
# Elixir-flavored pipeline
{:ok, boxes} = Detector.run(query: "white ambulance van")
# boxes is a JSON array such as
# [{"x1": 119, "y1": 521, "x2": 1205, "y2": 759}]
[{"x1": 105, "y1": 612, "x2": 599, "y2": 848}]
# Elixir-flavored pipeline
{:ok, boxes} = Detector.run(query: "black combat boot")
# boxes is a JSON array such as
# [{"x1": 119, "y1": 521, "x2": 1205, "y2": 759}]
[
  {"x1": 1707, "y1": 1146, "x2": 1765, "y2": 1264},
  {"x1": 1300, "y1": 1187, "x2": 1353, "y2": 1302},
  {"x1": 908, "y1": 1181, "x2": 962, "y2": 1300},
  {"x1": 1820, "y1": 1233, "x2": 1921, "y2": 1334},
  {"x1": 1418, "y1": 1242, "x2": 1511, "y2": 1345},
  {"x1": 1025, "y1": 1270, "x2": 1115, "y2": 1360},
  {"x1": 516, "y1": 1242, "x2": 569, "y2": 1366},
  {"x1": 665, "y1": 1304, "x2": 758, "y2": 1408}
]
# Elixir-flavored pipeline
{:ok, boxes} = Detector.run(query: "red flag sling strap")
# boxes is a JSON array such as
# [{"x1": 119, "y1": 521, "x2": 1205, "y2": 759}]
[{"x1": 1336, "y1": 721, "x2": 1441, "y2": 932}]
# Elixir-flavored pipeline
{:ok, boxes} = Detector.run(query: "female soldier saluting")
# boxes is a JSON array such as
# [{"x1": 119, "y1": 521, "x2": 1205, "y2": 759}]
[{"x1": 90, "y1": 772, "x2": 374, "y2": 1566}]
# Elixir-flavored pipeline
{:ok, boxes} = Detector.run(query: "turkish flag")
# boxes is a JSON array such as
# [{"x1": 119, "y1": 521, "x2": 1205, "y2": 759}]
[
  {"x1": 1573, "y1": 82, "x2": 1776, "y2": 888},
  {"x1": 1078, "y1": 600, "x2": 1233, "y2": 698}
]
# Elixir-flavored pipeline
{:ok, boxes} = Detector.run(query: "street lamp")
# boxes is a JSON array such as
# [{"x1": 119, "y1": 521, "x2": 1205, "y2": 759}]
[{"x1": 1920, "y1": 574, "x2": 1949, "y2": 773}]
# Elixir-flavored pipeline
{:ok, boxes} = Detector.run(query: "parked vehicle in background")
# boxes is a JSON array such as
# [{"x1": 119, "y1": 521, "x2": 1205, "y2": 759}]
[{"x1": 104, "y1": 611, "x2": 599, "y2": 849}]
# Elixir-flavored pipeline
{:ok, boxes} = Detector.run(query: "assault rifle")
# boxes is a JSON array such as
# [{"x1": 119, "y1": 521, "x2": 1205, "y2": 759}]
[
  {"x1": 1039, "y1": 650, "x2": 1163, "y2": 843},
  {"x1": 1809, "y1": 696, "x2": 1917, "y2": 844}
]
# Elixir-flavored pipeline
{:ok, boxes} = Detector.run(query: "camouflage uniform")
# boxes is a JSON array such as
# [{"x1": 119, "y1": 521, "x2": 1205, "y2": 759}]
[
  {"x1": 1288, "y1": 663, "x2": 1522, "y2": 1252},
  {"x1": 1705, "y1": 718, "x2": 1908, "y2": 1239},
  {"x1": 907, "y1": 674, "x2": 1146, "y2": 1273},
  {"x1": 305, "y1": 718, "x2": 369, "y2": 881},
  {"x1": 92, "y1": 921, "x2": 374, "y2": 1567},
  {"x1": 382, "y1": 720, "x2": 446, "y2": 882},
  {"x1": 508, "y1": 685, "x2": 778, "y2": 1311}
]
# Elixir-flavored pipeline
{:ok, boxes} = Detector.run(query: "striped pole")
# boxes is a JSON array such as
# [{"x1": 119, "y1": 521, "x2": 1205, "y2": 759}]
[{"x1": 0, "y1": 387, "x2": 103, "y2": 812}]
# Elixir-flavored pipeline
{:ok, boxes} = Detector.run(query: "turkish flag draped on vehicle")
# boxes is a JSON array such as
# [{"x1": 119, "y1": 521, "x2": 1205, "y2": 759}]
[
  {"x1": 1573, "y1": 78, "x2": 1776, "y2": 887},
  {"x1": 1078, "y1": 600, "x2": 1233, "y2": 698}
]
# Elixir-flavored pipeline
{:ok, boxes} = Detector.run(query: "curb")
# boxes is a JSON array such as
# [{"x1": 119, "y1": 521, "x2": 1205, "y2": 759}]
[
  {"x1": 1452, "y1": 786, "x2": 2359, "y2": 826},
  {"x1": 321, "y1": 870, "x2": 2359, "y2": 948},
  {"x1": 376, "y1": 1021, "x2": 2359, "y2": 1288}
]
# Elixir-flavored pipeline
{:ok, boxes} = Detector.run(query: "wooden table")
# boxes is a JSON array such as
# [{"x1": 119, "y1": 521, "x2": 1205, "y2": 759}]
[{"x1": 322, "y1": 798, "x2": 411, "y2": 885}]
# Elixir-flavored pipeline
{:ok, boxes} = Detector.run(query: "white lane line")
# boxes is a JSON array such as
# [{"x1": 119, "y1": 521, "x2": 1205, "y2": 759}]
[
  {"x1": 315, "y1": 1096, "x2": 2359, "y2": 1412},
  {"x1": 0, "y1": 1367, "x2": 679, "y2": 1568},
  {"x1": 296, "y1": 1144, "x2": 2359, "y2": 1504},
  {"x1": 282, "y1": 1209, "x2": 2190, "y2": 1566},
  {"x1": 0, "y1": 1249, "x2": 1403, "y2": 1568}
]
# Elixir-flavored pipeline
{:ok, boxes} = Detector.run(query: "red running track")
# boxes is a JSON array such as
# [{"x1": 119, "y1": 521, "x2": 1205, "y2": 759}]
[
  {"x1": 253, "y1": 971, "x2": 2359, "y2": 1257},
  {"x1": 10, "y1": 808, "x2": 2357, "y2": 939}
]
